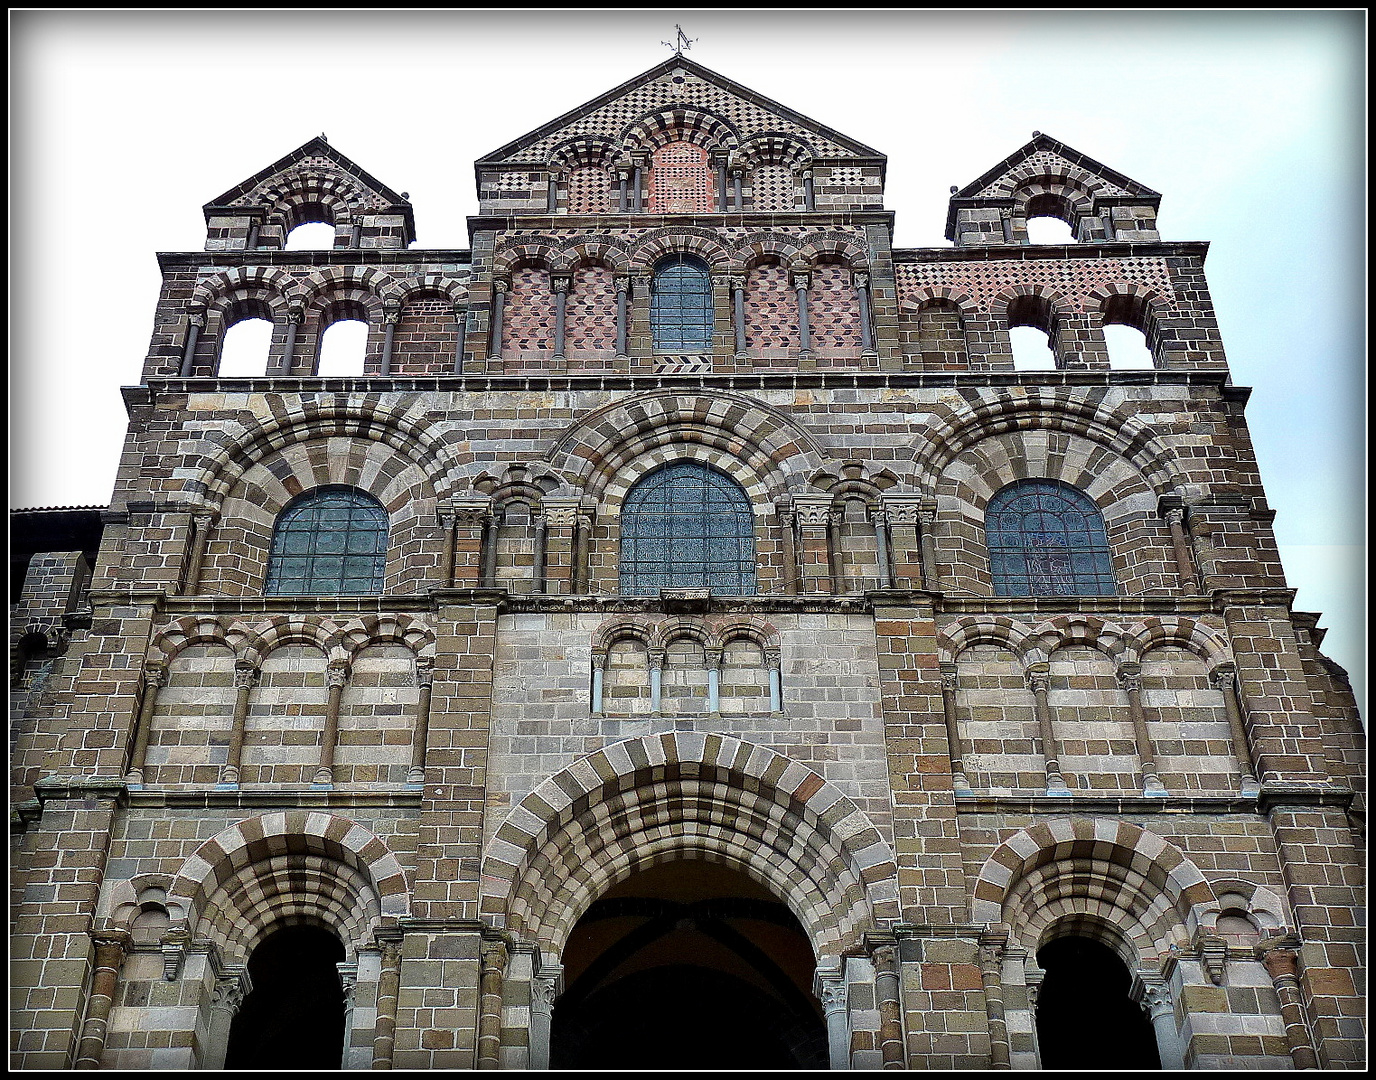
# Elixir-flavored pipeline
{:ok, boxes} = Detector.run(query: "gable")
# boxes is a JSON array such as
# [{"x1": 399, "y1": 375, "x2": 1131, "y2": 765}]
[
  {"x1": 953, "y1": 132, "x2": 1160, "y2": 202},
  {"x1": 205, "y1": 136, "x2": 412, "y2": 214}
]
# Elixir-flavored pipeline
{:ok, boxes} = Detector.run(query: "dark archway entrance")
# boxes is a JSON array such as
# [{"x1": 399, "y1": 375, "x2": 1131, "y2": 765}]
[
  {"x1": 1035, "y1": 935, "x2": 1161, "y2": 1069},
  {"x1": 551, "y1": 860, "x2": 828, "y2": 1069},
  {"x1": 225, "y1": 924, "x2": 346, "y2": 1070}
]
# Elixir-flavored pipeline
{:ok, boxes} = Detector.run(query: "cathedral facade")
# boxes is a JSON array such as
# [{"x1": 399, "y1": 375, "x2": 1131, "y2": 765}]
[{"x1": 10, "y1": 58, "x2": 1365, "y2": 1069}]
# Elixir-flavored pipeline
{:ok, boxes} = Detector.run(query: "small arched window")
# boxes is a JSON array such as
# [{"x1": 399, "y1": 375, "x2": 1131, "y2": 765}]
[
  {"x1": 266, "y1": 487, "x2": 388, "y2": 596},
  {"x1": 651, "y1": 255, "x2": 714, "y2": 352},
  {"x1": 620, "y1": 462, "x2": 755, "y2": 596},
  {"x1": 986, "y1": 479, "x2": 1115, "y2": 596}
]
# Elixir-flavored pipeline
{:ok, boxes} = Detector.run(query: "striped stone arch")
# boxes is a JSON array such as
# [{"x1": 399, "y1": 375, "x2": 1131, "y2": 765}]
[
  {"x1": 492, "y1": 237, "x2": 559, "y2": 275},
  {"x1": 148, "y1": 615, "x2": 251, "y2": 667},
  {"x1": 1085, "y1": 281, "x2": 1173, "y2": 324},
  {"x1": 1008, "y1": 177, "x2": 1099, "y2": 224},
  {"x1": 186, "y1": 396, "x2": 465, "y2": 507},
  {"x1": 971, "y1": 818, "x2": 1215, "y2": 966},
  {"x1": 1028, "y1": 614, "x2": 1134, "y2": 662},
  {"x1": 548, "y1": 236, "x2": 632, "y2": 275},
  {"x1": 986, "y1": 162, "x2": 1104, "y2": 200},
  {"x1": 898, "y1": 285, "x2": 980, "y2": 321},
  {"x1": 797, "y1": 231, "x2": 870, "y2": 269},
  {"x1": 381, "y1": 273, "x2": 470, "y2": 306},
  {"x1": 911, "y1": 389, "x2": 1188, "y2": 498},
  {"x1": 542, "y1": 390, "x2": 827, "y2": 504},
  {"x1": 629, "y1": 228, "x2": 733, "y2": 272},
  {"x1": 167, "y1": 811, "x2": 411, "y2": 964},
  {"x1": 246, "y1": 168, "x2": 385, "y2": 226},
  {"x1": 480, "y1": 732, "x2": 899, "y2": 957},
  {"x1": 299, "y1": 265, "x2": 397, "y2": 313},
  {"x1": 989, "y1": 283, "x2": 1076, "y2": 327},
  {"x1": 937, "y1": 614, "x2": 1036, "y2": 665},
  {"x1": 547, "y1": 135, "x2": 619, "y2": 171},
  {"x1": 728, "y1": 231, "x2": 805, "y2": 273},
  {"x1": 593, "y1": 618, "x2": 656, "y2": 653},
  {"x1": 1135, "y1": 615, "x2": 1233, "y2": 671},
  {"x1": 241, "y1": 614, "x2": 345, "y2": 669},
  {"x1": 736, "y1": 133, "x2": 815, "y2": 171},
  {"x1": 620, "y1": 106, "x2": 740, "y2": 154},
  {"x1": 191, "y1": 266, "x2": 303, "y2": 313},
  {"x1": 659, "y1": 620, "x2": 712, "y2": 647},
  {"x1": 709, "y1": 616, "x2": 781, "y2": 652},
  {"x1": 338, "y1": 613, "x2": 436, "y2": 661},
  {"x1": 96, "y1": 873, "x2": 180, "y2": 925}
]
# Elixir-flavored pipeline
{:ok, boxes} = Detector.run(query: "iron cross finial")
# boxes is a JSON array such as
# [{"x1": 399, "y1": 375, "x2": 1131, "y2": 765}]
[{"x1": 662, "y1": 24, "x2": 696, "y2": 56}]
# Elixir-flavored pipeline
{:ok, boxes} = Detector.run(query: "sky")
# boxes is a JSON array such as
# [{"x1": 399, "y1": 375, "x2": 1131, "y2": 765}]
[{"x1": 10, "y1": 11, "x2": 1365, "y2": 713}]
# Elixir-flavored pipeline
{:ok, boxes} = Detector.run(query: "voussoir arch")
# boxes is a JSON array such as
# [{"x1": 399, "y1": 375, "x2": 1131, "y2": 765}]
[{"x1": 480, "y1": 732, "x2": 899, "y2": 957}]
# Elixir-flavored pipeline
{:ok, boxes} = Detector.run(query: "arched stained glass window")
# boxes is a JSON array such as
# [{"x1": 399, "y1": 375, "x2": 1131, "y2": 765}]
[
  {"x1": 265, "y1": 487, "x2": 388, "y2": 596},
  {"x1": 620, "y1": 462, "x2": 756, "y2": 596},
  {"x1": 986, "y1": 479, "x2": 1116, "y2": 596},
  {"x1": 651, "y1": 255, "x2": 714, "y2": 352}
]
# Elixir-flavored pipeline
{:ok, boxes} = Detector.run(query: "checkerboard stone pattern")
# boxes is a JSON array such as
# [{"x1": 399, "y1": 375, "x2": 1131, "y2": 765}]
[{"x1": 9, "y1": 57, "x2": 1363, "y2": 1072}]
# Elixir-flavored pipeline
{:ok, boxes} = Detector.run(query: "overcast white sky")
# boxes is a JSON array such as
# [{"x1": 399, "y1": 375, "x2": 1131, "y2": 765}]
[{"x1": 10, "y1": 11, "x2": 1365, "y2": 712}]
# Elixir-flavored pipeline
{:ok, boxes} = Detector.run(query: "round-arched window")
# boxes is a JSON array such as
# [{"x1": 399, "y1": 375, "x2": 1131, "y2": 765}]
[
  {"x1": 620, "y1": 462, "x2": 755, "y2": 596},
  {"x1": 986, "y1": 479, "x2": 1115, "y2": 596},
  {"x1": 265, "y1": 486, "x2": 388, "y2": 596},
  {"x1": 651, "y1": 255, "x2": 714, "y2": 352}
]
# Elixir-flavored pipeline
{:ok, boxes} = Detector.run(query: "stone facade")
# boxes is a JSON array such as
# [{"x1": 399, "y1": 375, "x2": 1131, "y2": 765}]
[{"x1": 9, "y1": 57, "x2": 1364, "y2": 1070}]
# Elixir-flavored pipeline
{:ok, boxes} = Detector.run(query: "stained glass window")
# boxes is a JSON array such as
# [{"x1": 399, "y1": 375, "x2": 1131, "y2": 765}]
[
  {"x1": 265, "y1": 487, "x2": 388, "y2": 596},
  {"x1": 651, "y1": 255, "x2": 714, "y2": 352},
  {"x1": 620, "y1": 462, "x2": 756, "y2": 596},
  {"x1": 986, "y1": 479, "x2": 1116, "y2": 596}
]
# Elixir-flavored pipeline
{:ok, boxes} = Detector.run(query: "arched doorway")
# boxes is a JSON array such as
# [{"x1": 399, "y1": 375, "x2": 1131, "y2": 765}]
[
  {"x1": 1035, "y1": 935, "x2": 1160, "y2": 1069},
  {"x1": 225, "y1": 924, "x2": 346, "y2": 1069},
  {"x1": 550, "y1": 860, "x2": 828, "y2": 1069}
]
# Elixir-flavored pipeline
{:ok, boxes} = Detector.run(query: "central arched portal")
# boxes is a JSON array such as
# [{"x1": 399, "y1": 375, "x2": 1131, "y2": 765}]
[{"x1": 550, "y1": 860, "x2": 828, "y2": 1069}]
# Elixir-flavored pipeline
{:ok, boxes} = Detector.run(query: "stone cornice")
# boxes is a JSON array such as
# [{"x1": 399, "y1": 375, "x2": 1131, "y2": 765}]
[{"x1": 893, "y1": 240, "x2": 1210, "y2": 263}]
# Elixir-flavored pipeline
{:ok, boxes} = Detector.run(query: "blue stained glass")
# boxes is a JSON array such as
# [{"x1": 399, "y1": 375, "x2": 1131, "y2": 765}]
[
  {"x1": 620, "y1": 462, "x2": 756, "y2": 596},
  {"x1": 651, "y1": 255, "x2": 714, "y2": 352},
  {"x1": 987, "y1": 479, "x2": 1116, "y2": 596},
  {"x1": 266, "y1": 486, "x2": 388, "y2": 596}
]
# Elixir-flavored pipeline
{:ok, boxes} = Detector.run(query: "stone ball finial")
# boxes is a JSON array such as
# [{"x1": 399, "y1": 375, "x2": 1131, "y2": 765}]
[
  {"x1": 1032, "y1": 130, "x2": 1041, "y2": 137},
  {"x1": 950, "y1": 185, "x2": 958, "y2": 194}
]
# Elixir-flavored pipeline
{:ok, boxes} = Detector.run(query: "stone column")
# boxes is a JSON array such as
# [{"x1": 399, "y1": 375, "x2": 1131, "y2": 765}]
[
  {"x1": 1212, "y1": 662, "x2": 1260, "y2": 793},
  {"x1": 1000, "y1": 207, "x2": 1014, "y2": 243},
  {"x1": 765, "y1": 648, "x2": 783, "y2": 714},
  {"x1": 371, "y1": 937, "x2": 403, "y2": 1070},
  {"x1": 730, "y1": 275, "x2": 748, "y2": 357},
  {"x1": 1133, "y1": 972, "x2": 1185, "y2": 1070},
  {"x1": 1026, "y1": 663, "x2": 1070, "y2": 795},
  {"x1": 546, "y1": 173, "x2": 559, "y2": 213},
  {"x1": 378, "y1": 301, "x2": 400, "y2": 376},
  {"x1": 481, "y1": 509, "x2": 500, "y2": 588},
  {"x1": 870, "y1": 506, "x2": 893, "y2": 588},
  {"x1": 312, "y1": 660, "x2": 350, "y2": 786},
  {"x1": 73, "y1": 931, "x2": 131, "y2": 1069},
  {"x1": 1101, "y1": 209, "x2": 1116, "y2": 241},
  {"x1": 476, "y1": 940, "x2": 507, "y2": 1069},
  {"x1": 180, "y1": 510, "x2": 218, "y2": 595},
  {"x1": 337, "y1": 960, "x2": 359, "y2": 1066},
  {"x1": 200, "y1": 968, "x2": 251, "y2": 1071},
  {"x1": 731, "y1": 167, "x2": 744, "y2": 210},
  {"x1": 631, "y1": 153, "x2": 646, "y2": 213},
  {"x1": 125, "y1": 662, "x2": 167, "y2": 785},
  {"x1": 407, "y1": 657, "x2": 433, "y2": 785},
  {"x1": 278, "y1": 303, "x2": 303, "y2": 375},
  {"x1": 438, "y1": 508, "x2": 457, "y2": 588},
  {"x1": 453, "y1": 301, "x2": 467, "y2": 373},
  {"x1": 855, "y1": 271, "x2": 876, "y2": 358},
  {"x1": 871, "y1": 941, "x2": 905, "y2": 1069},
  {"x1": 803, "y1": 169, "x2": 816, "y2": 211},
  {"x1": 711, "y1": 150, "x2": 730, "y2": 212},
  {"x1": 615, "y1": 276, "x2": 630, "y2": 358},
  {"x1": 775, "y1": 503, "x2": 799, "y2": 595},
  {"x1": 489, "y1": 278, "x2": 508, "y2": 360},
  {"x1": 918, "y1": 503, "x2": 939, "y2": 590},
  {"x1": 794, "y1": 270, "x2": 812, "y2": 359},
  {"x1": 880, "y1": 497, "x2": 923, "y2": 589},
  {"x1": 793, "y1": 499, "x2": 833, "y2": 594},
  {"x1": 1118, "y1": 663, "x2": 1168, "y2": 796},
  {"x1": 939, "y1": 664, "x2": 972, "y2": 794},
  {"x1": 1258, "y1": 942, "x2": 1320, "y2": 1070},
  {"x1": 705, "y1": 647, "x2": 722, "y2": 716},
  {"x1": 551, "y1": 274, "x2": 570, "y2": 363},
  {"x1": 979, "y1": 932, "x2": 1011, "y2": 1070},
  {"x1": 178, "y1": 307, "x2": 205, "y2": 377},
  {"x1": 219, "y1": 659, "x2": 259, "y2": 785},
  {"x1": 1188, "y1": 514, "x2": 1218, "y2": 589},
  {"x1": 616, "y1": 165, "x2": 630, "y2": 213},
  {"x1": 649, "y1": 648, "x2": 665, "y2": 714},
  {"x1": 590, "y1": 649, "x2": 606, "y2": 716},
  {"x1": 814, "y1": 957, "x2": 850, "y2": 1070},
  {"x1": 529, "y1": 963, "x2": 563, "y2": 1070},
  {"x1": 1165, "y1": 507, "x2": 1198, "y2": 593},
  {"x1": 533, "y1": 512, "x2": 549, "y2": 593},
  {"x1": 827, "y1": 508, "x2": 846, "y2": 594},
  {"x1": 571, "y1": 510, "x2": 593, "y2": 594}
]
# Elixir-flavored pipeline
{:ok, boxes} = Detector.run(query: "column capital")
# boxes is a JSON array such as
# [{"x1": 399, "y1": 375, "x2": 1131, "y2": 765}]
[
  {"x1": 763, "y1": 647, "x2": 782, "y2": 668},
  {"x1": 853, "y1": 270, "x2": 870, "y2": 290},
  {"x1": 550, "y1": 274, "x2": 571, "y2": 294},
  {"x1": 142, "y1": 662, "x2": 168, "y2": 691},
  {"x1": 940, "y1": 664, "x2": 959, "y2": 691},
  {"x1": 1024, "y1": 663, "x2": 1050, "y2": 693},
  {"x1": 727, "y1": 274, "x2": 746, "y2": 292},
  {"x1": 978, "y1": 929, "x2": 1008, "y2": 971},
  {"x1": 90, "y1": 928, "x2": 133, "y2": 959},
  {"x1": 647, "y1": 647, "x2": 666, "y2": 670},
  {"x1": 286, "y1": 302, "x2": 305, "y2": 324},
  {"x1": 211, "y1": 968, "x2": 252, "y2": 1014},
  {"x1": 1116, "y1": 662, "x2": 1143, "y2": 692},
  {"x1": 492, "y1": 276, "x2": 510, "y2": 295},
  {"x1": 415, "y1": 656, "x2": 434, "y2": 688},
  {"x1": 337, "y1": 960, "x2": 359, "y2": 1005},
  {"x1": 233, "y1": 660, "x2": 260, "y2": 690},
  {"x1": 326, "y1": 661, "x2": 351, "y2": 689},
  {"x1": 1209, "y1": 662, "x2": 1237, "y2": 688},
  {"x1": 1164, "y1": 506, "x2": 1186, "y2": 527},
  {"x1": 703, "y1": 647, "x2": 724, "y2": 669},
  {"x1": 791, "y1": 270, "x2": 811, "y2": 290}
]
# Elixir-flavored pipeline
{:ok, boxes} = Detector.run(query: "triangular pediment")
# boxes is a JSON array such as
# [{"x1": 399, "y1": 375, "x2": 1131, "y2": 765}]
[
  {"x1": 204, "y1": 135, "x2": 413, "y2": 214},
  {"x1": 952, "y1": 132, "x2": 1160, "y2": 202},
  {"x1": 477, "y1": 56, "x2": 884, "y2": 168}
]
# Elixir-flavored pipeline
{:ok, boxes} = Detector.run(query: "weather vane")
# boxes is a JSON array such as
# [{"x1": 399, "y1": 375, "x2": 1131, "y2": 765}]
[{"x1": 662, "y1": 24, "x2": 696, "y2": 56}]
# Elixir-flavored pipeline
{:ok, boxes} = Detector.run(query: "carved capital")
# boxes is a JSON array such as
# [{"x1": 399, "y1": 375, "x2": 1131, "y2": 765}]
[
  {"x1": 1209, "y1": 663, "x2": 1237, "y2": 691},
  {"x1": 187, "y1": 311, "x2": 206, "y2": 330},
  {"x1": 326, "y1": 661, "x2": 350, "y2": 690},
  {"x1": 792, "y1": 499, "x2": 832, "y2": 527},
  {"x1": 853, "y1": 270, "x2": 870, "y2": 290},
  {"x1": 337, "y1": 961, "x2": 359, "y2": 1004},
  {"x1": 978, "y1": 930, "x2": 1009, "y2": 973},
  {"x1": 703, "y1": 647, "x2": 724, "y2": 670},
  {"x1": 940, "y1": 664, "x2": 959, "y2": 692},
  {"x1": 550, "y1": 275, "x2": 571, "y2": 294},
  {"x1": 1117, "y1": 662, "x2": 1143, "y2": 693},
  {"x1": 492, "y1": 277, "x2": 510, "y2": 296},
  {"x1": 763, "y1": 648, "x2": 782, "y2": 669},
  {"x1": 233, "y1": 660, "x2": 259, "y2": 691},
  {"x1": 1165, "y1": 506, "x2": 1186, "y2": 527},
  {"x1": 727, "y1": 275, "x2": 746, "y2": 293},
  {"x1": 647, "y1": 647, "x2": 666, "y2": 671},
  {"x1": 1259, "y1": 945, "x2": 1300, "y2": 982},
  {"x1": 1137, "y1": 977, "x2": 1174, "y2": 1019},
  {"x1": 211, "y1": 970, "x2": 250, "y2": 1014},
  {"x1": 880, "y1": 496, "x2": 925, "y2": 527},
  {"x1": 286, "y1": 303, "x2": 305, "y2": 324},
  {"x1": 1024, "y1": 663, "x2": 1050, "y2": 695},
  {"x1": 1024, "y1": 965, "x2": 1045, "y2": 1010},
  {"x1": 791, "y1": 271, "x2": 811, "y2": 291},
  {"x1": 142, "y1": 662, "x2": 168, "y2": 692},
  {"x1": 415, "y1": 656, "x2": 434, "y2": 688}
]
